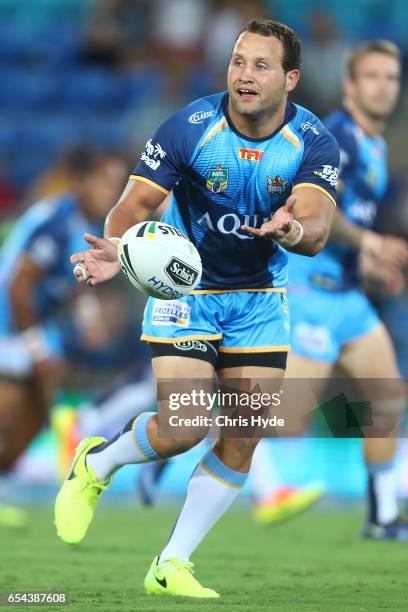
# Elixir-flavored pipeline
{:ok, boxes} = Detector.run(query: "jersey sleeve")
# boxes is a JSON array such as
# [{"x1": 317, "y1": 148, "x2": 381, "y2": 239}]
[
  {"x1": 23, "y1": 218, "x2": 64, "y2": 271},
  {"x1": 293, "y1": 127, "x2": 340, "y2": 206},
  {"x1": 131, "y1": 110, "x2": 192, "y2": 195},
  {"x1": 325, "y1": 120, "x2": 358, "y2": 180}
]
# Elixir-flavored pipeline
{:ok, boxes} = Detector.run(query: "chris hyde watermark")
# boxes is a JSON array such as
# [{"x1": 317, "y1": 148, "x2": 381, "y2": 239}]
[{"x1": 167, "y1": 414, "x2": 285, "y2": 429}]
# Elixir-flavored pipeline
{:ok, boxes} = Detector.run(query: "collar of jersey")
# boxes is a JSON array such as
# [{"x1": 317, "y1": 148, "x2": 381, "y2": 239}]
[
  {"x1": 339, "y1": 107, "x2": 384, "y2": 145},
  {"x1": 221, "y1": 93, "x2": 297, "y2": 142}
]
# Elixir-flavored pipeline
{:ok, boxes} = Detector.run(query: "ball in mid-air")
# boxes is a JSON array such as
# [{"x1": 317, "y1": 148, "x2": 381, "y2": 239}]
[{"x1": 118, "y1": 221, "x2": 202, "y2": 300}]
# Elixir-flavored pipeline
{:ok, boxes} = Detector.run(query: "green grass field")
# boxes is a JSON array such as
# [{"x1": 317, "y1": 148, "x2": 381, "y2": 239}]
[{"x1": 0, "y1": 504, "x2": 406, "y2": 611}]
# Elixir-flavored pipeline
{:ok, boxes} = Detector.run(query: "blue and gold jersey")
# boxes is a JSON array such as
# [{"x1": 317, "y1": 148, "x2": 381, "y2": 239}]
[
  {"x1": 132, "y1": 92, "x2": 339, "y2": 290},
  {"x1": 0, "y1": 193, "x2": 98, "y2": 334},
  {"x1": 289, "y1": 109, "x2": 388, "y2": 290}
]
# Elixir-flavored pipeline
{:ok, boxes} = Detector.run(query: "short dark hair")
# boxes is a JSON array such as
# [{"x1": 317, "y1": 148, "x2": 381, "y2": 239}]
[
  {"x1": 238, "y1": 18, "x2": 301, "y2": 72},
  {"x1": 346, "y1": 40, "x2": 401, "y2": 79},
  {"x1": 64, "y1": 145, "x2": 115, "y2": 177}
]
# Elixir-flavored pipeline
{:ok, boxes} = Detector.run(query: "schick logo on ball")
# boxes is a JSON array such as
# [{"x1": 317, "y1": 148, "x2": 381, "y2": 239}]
[{"x1": 165, "y1": 257, "x2": 199, "y2": 287}]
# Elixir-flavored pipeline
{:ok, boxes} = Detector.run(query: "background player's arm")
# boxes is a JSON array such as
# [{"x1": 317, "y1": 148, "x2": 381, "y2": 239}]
[
  {"x1": 9, "y1": 254, "x2": 44, "y2": 331},
  {"x1": 70, "y1": 179, "x2": 168, "y2": 286},
  {"x1": 330, "y1": 208, "x2": 408, "y2": 268},
  {"x1": 9, "y1": 254, "x2": 64, "y2": 401},
  {"x1": 241, "y1": 186, "x2": 334, "y2": 256}
]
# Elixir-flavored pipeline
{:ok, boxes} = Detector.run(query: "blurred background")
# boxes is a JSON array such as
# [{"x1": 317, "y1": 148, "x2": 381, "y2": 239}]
[{"x1": 1, "y1": 0, "x2": 408, "y2": 503}]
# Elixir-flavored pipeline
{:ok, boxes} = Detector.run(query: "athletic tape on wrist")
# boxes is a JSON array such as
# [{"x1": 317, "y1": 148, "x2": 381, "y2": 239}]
[
  {"x1": 23, "y1": 326, "x2": 50, "y2": 363},
  {"x1": 276, "y1": 219, "x2": 304, "y2": 248}
]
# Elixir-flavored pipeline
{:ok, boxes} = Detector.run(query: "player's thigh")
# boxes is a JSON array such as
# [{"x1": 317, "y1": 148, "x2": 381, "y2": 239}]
[
  {"x1": 339, "y1": 323, "x2": 399, "y2": 379},
  {"x1": 152, "y1": 355, "x2": 214, "y2": 379},
  {"x1": 339, "y1": 324, "x2": 406, "y2": 436},
  {"x1": 285, "y1": 352, "x2": 333, "y2": 380},
  {"x1": 280, "y1": 354, "x2": 333, "y2": 435},
  {"x1": 0, "y1": 378, "x2": 39, "y2": 439}
]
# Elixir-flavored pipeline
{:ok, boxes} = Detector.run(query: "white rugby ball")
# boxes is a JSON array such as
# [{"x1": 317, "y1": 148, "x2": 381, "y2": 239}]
[{"x1": 118, "y1": 221, "x2": 202, "y2": 300}]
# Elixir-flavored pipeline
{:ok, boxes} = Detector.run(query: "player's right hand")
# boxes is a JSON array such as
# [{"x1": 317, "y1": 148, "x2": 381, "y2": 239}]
[
  {"x1": 362, "y1": 231, "x2": 408, "y2": 269},
  {"x1": 359, "y1": 251, "x2": 405, "y2": 296},
  {"x1": 70, "y1": 233, "x2": 121, "y2": 287}
]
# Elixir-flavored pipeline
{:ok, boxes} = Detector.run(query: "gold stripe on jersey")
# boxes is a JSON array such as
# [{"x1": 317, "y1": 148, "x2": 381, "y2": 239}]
[
  {"x1": 201, "y1": 118, "x2": 228, "y2": 147},
  {"x1": 293, "y1": 182, "x2": 337, "y2": 207},
  {"x1": 129, "y1": 175, "x2": 170, "y2": 196},
  {"x1": 279, "y1": 126, "x2": 301, "y2": 149},
  {"x1": 141, "y1": 334, "x2": 223, "y2": 343},
  {"x1": 190, "y1": 288, "x2": 287, "y2": 295},
  {"x1": 218, "y1": 345, "x2": 290, "y2": 353}
]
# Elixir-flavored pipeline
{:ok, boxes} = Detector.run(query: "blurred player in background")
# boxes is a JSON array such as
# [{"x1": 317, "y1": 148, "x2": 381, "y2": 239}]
[
  {"x1": 287, "y1": 41, "x2": 408, "y2": 539},
  {"x1": 55, "y1": 19, "x2": 339, "y2": 598},
  {"x1": 0, "y1": 146, "x2": 126, "y2": 524}
]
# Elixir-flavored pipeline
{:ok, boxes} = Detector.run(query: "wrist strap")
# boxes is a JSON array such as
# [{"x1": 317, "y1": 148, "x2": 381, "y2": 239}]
[
  {"x1": 23, "y1": 326, "x2": 49, "y2": 363},
  {"x1": 276, "y1": 220, "x2": 304, "y2": 248}
]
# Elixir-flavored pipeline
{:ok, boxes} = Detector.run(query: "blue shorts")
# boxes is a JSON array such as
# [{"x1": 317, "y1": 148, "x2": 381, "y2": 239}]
[
  {"x1": 288, "y1": 283, "x2": 380, "y2": 362},
  {"x1": 141, "y1": 289, "x2": 290, "y2": 355}
]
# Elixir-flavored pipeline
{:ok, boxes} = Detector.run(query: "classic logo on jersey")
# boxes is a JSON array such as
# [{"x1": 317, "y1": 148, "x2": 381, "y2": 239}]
[
  {"x1": 152, "y1": 300, "x2": 191, "y2": 326},
  {"x1": 206, "y1": 165, "x2": 228, "y2": 193},
  {"x1": 266, "y1": 175, "x2": 289, "y2": 194},
  {"x1": 313, "y1": 164, "x2": 339, "y2": 187},
  {"x1": 165, "y1": 257, "x2": 200, "y2": 287},
  {"x1": 301, "y1": 121, "x2": 320, "y2": 135},
  {"x1": 141, "y1": 138, "x2": 166, "y2": 171},
  {"x1": 238, "y1": 147, "x2": 264, "y2": 161},
  {"x1": 188, "y1": 110, "x2": 214, "y2": 124}
]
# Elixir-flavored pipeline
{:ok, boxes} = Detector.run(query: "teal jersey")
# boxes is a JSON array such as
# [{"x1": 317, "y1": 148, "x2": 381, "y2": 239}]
[
  {"x1": 288, "y1": 109, "x2": 388, "y2": 290},
  {"x1": 132, "y1": 92, "x2": 339, "y2": 290},
  {"x1": 0, "y1": 193, "x2": 98, "y2": 334}
]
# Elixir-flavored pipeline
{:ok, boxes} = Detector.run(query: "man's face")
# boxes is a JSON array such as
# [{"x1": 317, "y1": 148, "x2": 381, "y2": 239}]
[
  {"x1": 346, "y1": 52, "x2": 400, "y2": 121},
  {"x1": 80, "y1": 158, "x2": 127, "y2": 219},
  {"x1": 228, "y1": 32, "x2": 298, "y2": 119}
]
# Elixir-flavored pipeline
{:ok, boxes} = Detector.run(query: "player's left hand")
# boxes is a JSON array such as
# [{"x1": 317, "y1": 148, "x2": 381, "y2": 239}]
[{"x1": 241, "y1": 194, "x2": 297, "y2": 240}]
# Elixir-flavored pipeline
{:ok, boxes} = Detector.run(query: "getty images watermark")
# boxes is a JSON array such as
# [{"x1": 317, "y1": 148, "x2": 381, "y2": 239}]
[
  {"x1": 157, "y1": 377, "x2": 408, "y2": 438},
  {"x1": 167, "y1": 388, "x2": 285, "y2": 429}
]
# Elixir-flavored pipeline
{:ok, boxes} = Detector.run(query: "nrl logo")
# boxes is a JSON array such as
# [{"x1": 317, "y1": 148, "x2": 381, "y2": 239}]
[
  {"x1": 266, "y1": 175, "x2": 289, "y2": 194},
  {"x1": 206, "y1": 165, "x2": 228, "y2": 193}
]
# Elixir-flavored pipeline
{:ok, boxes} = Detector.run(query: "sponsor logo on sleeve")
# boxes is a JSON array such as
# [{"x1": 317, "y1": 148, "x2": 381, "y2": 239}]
[
  {"x1": 300, "y1": 121, "x2": 320, "y2": 135},
  {"x1": 165, "y1": 257, "x2": 200, "y2": 287},
  {"x1": 152, "y1": 300, "x2": 191, "y2": 326},
  {"x1": 141, "y1": 139, "x2": 167, "y2": 171},
  {"x1": 313, "y1": 164, "x2": 339, "y2": 187},
  {"x1": 238, "y1": 147, "x2": 264, "y2": 161},
  {"x1": 188, "y1": 110, "x2": 214, "y2": 124},
  {"x1": 206, "y1": 165, "x2": 228, "y2": 193}
]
